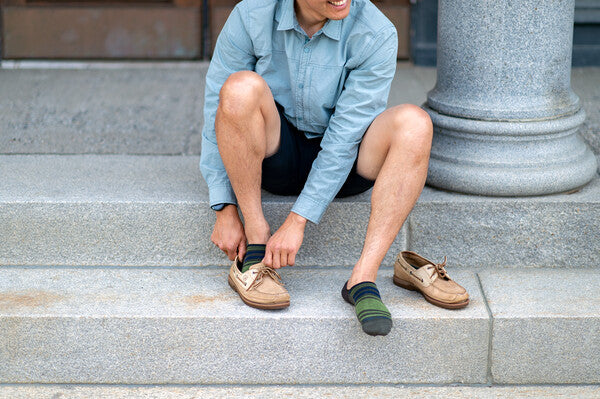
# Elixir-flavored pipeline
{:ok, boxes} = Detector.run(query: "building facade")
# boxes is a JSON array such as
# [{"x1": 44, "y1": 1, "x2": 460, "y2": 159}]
[{"x1": 1, "y1": 0, "x2": 598, "y2": 65}]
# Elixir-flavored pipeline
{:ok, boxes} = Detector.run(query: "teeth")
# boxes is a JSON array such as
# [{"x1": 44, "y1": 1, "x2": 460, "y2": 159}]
[{"x1": 329, "y1": 0, "x2": 346, "y2": 6}]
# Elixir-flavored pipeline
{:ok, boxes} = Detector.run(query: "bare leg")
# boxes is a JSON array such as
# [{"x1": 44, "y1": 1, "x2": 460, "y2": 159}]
[
  {"x1": 347, "y1": 104, "x2": 433, "y2": 287},
  {"x1": 215, "y1": 71, "x2": 281, "y2": 244}
]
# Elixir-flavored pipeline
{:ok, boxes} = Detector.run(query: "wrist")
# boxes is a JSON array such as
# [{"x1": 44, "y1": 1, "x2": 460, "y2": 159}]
[
  {"x1": 216, "y1": 204, "x2": 238, "y2": 218},
  {"x1": 289, "y1": 211, "x2": 307, "y2": 226}
]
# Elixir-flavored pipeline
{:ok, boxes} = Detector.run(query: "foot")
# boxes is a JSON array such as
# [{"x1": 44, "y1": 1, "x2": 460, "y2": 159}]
[
  {"x1": 341, "y1": 280, "x2": 392, "y2": 336},
  {"x1": 228, "y1": 257, "x2": 289, "y2": 309},
  {"x1": 241, "y1": 244, "x2": 267, "y2": 272}
]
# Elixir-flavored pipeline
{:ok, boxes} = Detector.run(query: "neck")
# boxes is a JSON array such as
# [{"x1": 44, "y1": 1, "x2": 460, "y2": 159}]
[{"x1": 294, "y1": 1, "x2": 327, "y2": 38}]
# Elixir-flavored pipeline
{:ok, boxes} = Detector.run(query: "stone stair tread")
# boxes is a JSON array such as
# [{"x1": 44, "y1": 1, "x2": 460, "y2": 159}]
[
  {"x1": 1, "y1": 64, "x2": 599, "y2": 156},
  {"x1": 1, "y1": 154, "x2": 209, "y2": 204},
  {"x1": 0, "y1": 267, "x2": 486, "y2": 319},
  {"x1": 0, "y1": 66, "x2": 207, "y2": 156},
  {"x1": 479, "y1": 269, "x2": 600, "y2": 384},
  {"x1": 4, "y1": 154, "x2": 599, "y2": 204},
  {"x1": 1, "y1": 384, "x2": 600, "y2": 399},
  {"x1": 2, "y1": 266, "x2": 599, "y2": 384},
  {"x1": 0, "y1": 266, "x2": 489, "y2": 384},
  {"x1": 0, "y1": 63, "x2": 433, "y2": 156},
  {"x1": 480, "y1": 269, "x2": 600, "y2": 318},
  {"x1": 2, "y1": 154, "x2": 599, "y2": 268}
]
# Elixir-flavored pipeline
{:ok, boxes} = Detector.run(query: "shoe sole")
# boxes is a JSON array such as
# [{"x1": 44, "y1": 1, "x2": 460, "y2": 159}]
[
  {"x1": 393, "y1": 275, "x2": 469, "y2": 310},
  {"x1": 228, "y1": 275, "x2": 290, "y2": 310}
]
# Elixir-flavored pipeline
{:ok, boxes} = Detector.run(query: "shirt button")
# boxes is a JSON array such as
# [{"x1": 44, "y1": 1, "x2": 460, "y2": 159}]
[
  {"x1": 304, "y1": 47, "x2": 310, "y2": 53},
  {"x1": 299, "y1": 83, "x2": 304, "y2": 89}
]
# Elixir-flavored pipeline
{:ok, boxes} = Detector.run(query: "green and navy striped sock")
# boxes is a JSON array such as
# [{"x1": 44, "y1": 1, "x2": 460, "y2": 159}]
[
  {"x1": 341, "y1": 281, "x2": 392, "y2": 336},
  {"x1": 241, "y1": 244, "x2": 266, "y2": 273}
]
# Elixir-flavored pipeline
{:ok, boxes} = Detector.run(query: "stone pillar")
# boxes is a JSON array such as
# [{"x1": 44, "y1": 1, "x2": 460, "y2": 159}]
[{"x1": 424, "y1": 0, "x2": 598, "y2": 196}]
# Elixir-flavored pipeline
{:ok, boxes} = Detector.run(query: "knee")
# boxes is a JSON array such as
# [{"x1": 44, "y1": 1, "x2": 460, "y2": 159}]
[
  {"x1": 219, "y1": 71, "x2": 266, "y2": 117},
  {"x1": 388, "y1": 104, "x2": 433, "y2": 155}
]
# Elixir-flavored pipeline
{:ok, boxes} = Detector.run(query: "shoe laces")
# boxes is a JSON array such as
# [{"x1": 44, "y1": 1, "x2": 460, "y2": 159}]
[
  {"x1": 248, "y1": 264, "x2": 284, "y2": 290},
  {"x1": 436, "y1": 257, "x2": 449, "y2": 279},
  {"x1": 427, "y1": 256, "x2": 449, "y2": 279}
]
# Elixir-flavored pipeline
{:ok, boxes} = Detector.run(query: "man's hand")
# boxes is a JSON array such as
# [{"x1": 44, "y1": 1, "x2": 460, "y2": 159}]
[
  {"x1": 264, "y1": 212, "x2": 307, "y2": 268},
  {"x1": 211, "y1": 205, "x2": 246, "y2": 261}
]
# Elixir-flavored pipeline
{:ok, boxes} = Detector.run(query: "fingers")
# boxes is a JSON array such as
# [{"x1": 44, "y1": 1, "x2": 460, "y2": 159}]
[
  {"x1": 280, "y1": 253, "x2": 288, "y2": 269},
  {"x1": 265, "y1": 234, "x2": 301, "y2": 268},
  {"x1": 272, "y1": 248, "x2": 281, "y2": 269},
  {"x1": 225, "y1": 246, "x2": 236, "y2": 261},
  {"x1": 212, "y1": 231, "x2": 247, "y2": 262},
  {"x1": 215, "y1": 241, "x2": 239, "y2": 261},
  {"x1": 212, "y1": 215, "x2": 247, "y2": 262},
  {"x1": 267, "y1": 247, "x2": 293, "y2": 268},
  {"x1": 263, "y1": 248, "x2": 273, "y2": 268},
  {"x1": 237, "y1": 240, "x2": 247, "y2": 261},
  {"x1": 211, "y1": 237, "x2": 231, "y2": 260}
]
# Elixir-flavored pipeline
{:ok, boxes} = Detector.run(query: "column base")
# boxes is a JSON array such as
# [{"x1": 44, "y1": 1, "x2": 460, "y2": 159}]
[{"x1": 424, "y1": 106, "x2": 598, "y2": 196}]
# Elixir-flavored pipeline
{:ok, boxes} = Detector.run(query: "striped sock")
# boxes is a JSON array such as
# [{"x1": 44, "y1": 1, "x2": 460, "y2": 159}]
[
  {"x1": 241, "y1": 244, "x2": 266, "y2": 273},
  {"x1": 341, "y1": 281, "x2": 392, "y2": 336}
]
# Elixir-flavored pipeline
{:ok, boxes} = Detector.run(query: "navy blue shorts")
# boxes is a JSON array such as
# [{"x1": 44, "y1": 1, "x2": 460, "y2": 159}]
[{"x1": 261, "y1": 103, "x2": 375, "y2": 197}]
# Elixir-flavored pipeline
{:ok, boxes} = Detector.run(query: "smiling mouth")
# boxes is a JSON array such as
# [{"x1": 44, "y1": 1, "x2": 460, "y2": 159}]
[{"x1": 328, "y1": 0, "x2": 347, "y2": 7}]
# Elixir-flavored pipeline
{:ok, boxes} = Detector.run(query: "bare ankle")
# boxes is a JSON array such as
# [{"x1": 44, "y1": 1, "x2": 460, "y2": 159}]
[
  {"x1": 348, "y1": 271, "x2": 378, "y2": 289},
  {"x1": 245, "y1": 221, "x2": 271, "y2": 244}
]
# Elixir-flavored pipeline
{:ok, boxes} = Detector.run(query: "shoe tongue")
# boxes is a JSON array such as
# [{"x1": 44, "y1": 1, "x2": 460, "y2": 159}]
[
  {"x1": 249, "y1": 263, "x2": 267, "y2": 271},
  {"x1": 422, "y1": 263, "x2": 438, "y2": 278}
]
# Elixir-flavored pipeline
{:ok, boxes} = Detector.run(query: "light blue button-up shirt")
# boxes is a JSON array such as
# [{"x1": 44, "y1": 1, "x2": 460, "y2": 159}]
[{"x1": 200, "y1": 0, "x2": 397, "y2": 224}]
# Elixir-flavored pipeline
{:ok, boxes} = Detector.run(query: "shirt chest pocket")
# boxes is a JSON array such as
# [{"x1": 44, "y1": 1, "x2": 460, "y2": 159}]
[{"x1": 308, "y1": 64, "x2": 346, "y2": 123}]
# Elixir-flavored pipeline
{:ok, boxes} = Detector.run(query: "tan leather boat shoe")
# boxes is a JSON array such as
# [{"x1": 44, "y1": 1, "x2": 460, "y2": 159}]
[
  {"x1": 228, "y1": 257, "x2": 290, "y2": 310},
  {"x1": 393, "y1": 251, "x2": 469, "y2": 309}
]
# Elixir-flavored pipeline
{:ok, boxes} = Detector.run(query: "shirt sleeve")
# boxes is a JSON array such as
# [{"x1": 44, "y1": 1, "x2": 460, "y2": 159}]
[
  {"x1": 291, "y1": 28, "x2": 398, "y2": 224},
  {"x1": 199, "y1": 3, "x2": 257, "y2": 208}
]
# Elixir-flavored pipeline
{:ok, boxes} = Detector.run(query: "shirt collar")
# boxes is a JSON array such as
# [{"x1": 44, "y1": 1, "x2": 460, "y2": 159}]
[
  {"x1": 276, "y1": 0, "x2": 296, "y2": 31},
  {"x1": 321, "y1": 18, "x2": 342, "y2": 41},
  {"x1": 276, "y1": 0, "x2": 343, "y2": 41}
]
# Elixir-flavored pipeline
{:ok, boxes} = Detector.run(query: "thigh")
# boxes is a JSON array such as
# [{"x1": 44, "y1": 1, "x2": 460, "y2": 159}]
[
  {"x1": 354, "y1": 107, "x2": 398, "y2": 181},
  {"x1": 219, "y1": 71, "x2": 281, "y2": 157},
  {"x1": 336, "y1": 159, "x2": 375, "y2": 198},
  {"x1": 251, "y1": 73, "x2": 281, "y2": 157},
  {"x1": 336, "y1": 108, "x2": 400, "y2": 198},
  {"x1": 261, "y1": 104, "x2": 321, "y2": 196},
  {"x1": 262, "y1": 93, "x2": 283, "y2": 159}
]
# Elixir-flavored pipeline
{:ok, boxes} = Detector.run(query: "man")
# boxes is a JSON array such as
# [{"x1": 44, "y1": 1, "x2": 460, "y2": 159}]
[{"x1": 201, "y1": 0, "x2": 461, "y2": 336}]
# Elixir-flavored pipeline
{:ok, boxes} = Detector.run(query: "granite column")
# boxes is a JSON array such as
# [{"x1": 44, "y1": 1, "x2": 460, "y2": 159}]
[{"x1": 424, "y1": 0, "x2": 597, "y2": 195}]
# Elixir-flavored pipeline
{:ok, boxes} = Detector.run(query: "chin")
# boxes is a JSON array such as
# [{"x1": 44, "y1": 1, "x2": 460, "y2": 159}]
[
  {"x1": 329, "y1": 12, "x2": 351, "y2": 20},
  {"x1": 328, "y1": 9, "x2": 351, "y2": 20},
  {"x1": 326, "y1": 0, "x2": 351, "y2": 19}
]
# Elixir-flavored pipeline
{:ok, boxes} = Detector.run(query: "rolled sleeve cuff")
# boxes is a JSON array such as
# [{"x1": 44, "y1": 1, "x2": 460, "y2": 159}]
[
  {"x1": 208, "y1": 184, "x2": 238, "y2": 209},
  {"x1": 291, "y1": 193, "x2": 328, "y2": 225}
]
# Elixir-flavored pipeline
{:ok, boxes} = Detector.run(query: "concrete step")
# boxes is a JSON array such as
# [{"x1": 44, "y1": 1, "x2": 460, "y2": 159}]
[
  {"x1": 479, "y1": 269, "x2": 600, "y2": 384},
  {"x1": 0, "y1": 266, "x2": 489, "y2": 384},
  {"x1": 1, "y1": 63, "x2": 598, "y2": 156},
  {"x1": 1, "y1": 384, "x2": 600, "y2": 399},
  {"x1": 2, "y1": 154, "x2": 599, "y2": 268},
  {"x1": 1, "y1": 266, "x2": 598, "y2": 384},
  {"x1": 0, "y1": 63, "x2": 433, "y2": 156},
  {"x1": 0, "y1": 64, "x2": 207, "y2": 156}
]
